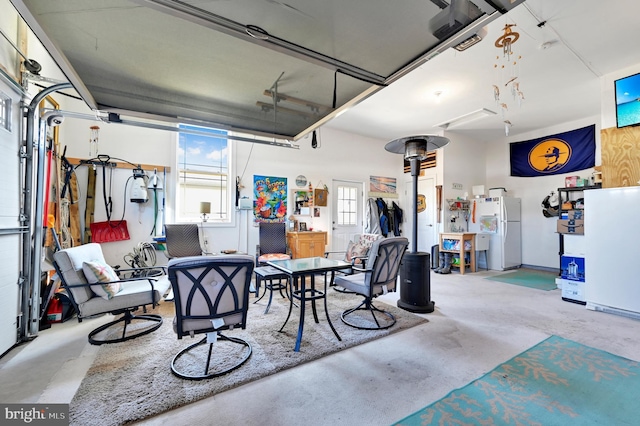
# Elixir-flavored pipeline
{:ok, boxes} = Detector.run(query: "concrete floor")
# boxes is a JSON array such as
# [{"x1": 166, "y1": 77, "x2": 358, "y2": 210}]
[{"x1": 2, "y1": 269, "x2": 639, "y2": 425}]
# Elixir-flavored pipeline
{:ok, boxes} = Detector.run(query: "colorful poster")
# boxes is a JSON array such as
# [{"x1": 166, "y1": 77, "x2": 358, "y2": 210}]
[
  {"x1": 253, "y1": 175, "x2": 287, "y2": 223},
  {"x1": 509, "y1": 124, "x2": 595, "y2": 177}
]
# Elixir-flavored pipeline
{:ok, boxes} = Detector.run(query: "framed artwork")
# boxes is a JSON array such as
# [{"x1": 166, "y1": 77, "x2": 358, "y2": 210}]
[
  {"x1": 298, "y1": 222, "x2": 307, "y2": 231},
  {"x1": 253, "y1": 175, "x2": 287, "y2": 223},
  {"x1": 314, "y1": 188, "x2": 328, "y2": 206},
  {"x1": 368, "y1": 175, "x2": 399, "y2": 198},
  {"x1": 369, "y1": 175, "x2": 396, "y2": 193},
  {"x1": 293, "y1": 189, "x2": 310, "y2": 215}
]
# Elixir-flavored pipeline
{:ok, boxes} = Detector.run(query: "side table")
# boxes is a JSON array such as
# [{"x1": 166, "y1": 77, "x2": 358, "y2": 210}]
[{"x1": 253, "y1": 266, "x2": 289, "y2": 314}]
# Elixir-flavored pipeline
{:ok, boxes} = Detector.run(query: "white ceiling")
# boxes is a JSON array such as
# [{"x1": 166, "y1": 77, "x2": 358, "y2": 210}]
[
  {"x1": 11, "y1": 0, "x2": 640, "y2": 144},
  {"x1": 327, "y1": 0, "x2": 640, "y2": 143},
  {"x1": 10, "y1": 0, "x2": 524, "y2": 140}
]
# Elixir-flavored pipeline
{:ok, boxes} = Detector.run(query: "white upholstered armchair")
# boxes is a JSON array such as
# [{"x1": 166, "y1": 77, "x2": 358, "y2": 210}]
[{"x1": 53, "y1": 243, "x2": 171, "y2": 345}]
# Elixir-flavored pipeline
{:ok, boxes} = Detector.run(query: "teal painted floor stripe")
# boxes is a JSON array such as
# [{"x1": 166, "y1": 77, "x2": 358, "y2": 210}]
[
  {"x1": 394, "y1": 335, "x2": 640, "y2": 425},
  {"x1": 484, "y1": 269, "x2": 558, "y2": 291}
]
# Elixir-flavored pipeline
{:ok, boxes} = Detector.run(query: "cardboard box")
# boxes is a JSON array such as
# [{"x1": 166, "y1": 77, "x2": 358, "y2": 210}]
[
  {"x1": 565, "y1": 176, "x2": 579, "y2": 187},
  {"x1": 576, "y1": 178, "x2": 589, "y2": 187},
  {"x1": 558, "y1": 278, "x2": 586, "y2": 302},
  {"x1": 557, "y1": 219, "x2": 584, "y2": 235},
  {"x1": 560, "y1": 210, "x2": 584, "y2": 220},
  {"x1": 561, "y1": 255, "x2": 585, "y2": 282},
  {"x1": 593, "y1": 171, "x2": 602, "y2": 184}
]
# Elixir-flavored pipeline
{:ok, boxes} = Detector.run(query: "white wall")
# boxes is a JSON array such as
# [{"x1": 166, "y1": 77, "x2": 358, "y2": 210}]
[
  {"x1": 56, "y1": 105, "x2": 601, "y2": 270},
  {"x1": 482, "y1": 115, "x2": 601, "y2": 268},
  {"x1": 441, "y1": 133, "x2": 487, "y2": 231},
  {"x1": 53, "y1": 96, "x2": 172, "y2": 266},
  {"x1": 209, "y1": 127, "x2": 405, "y2": 260},
  {"x1": 57, "y1": 116, "x2": 405, "y2": 266}
]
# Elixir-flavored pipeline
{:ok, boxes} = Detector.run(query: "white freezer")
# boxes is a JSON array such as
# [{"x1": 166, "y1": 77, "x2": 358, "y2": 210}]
[{"x1": 585, "y1": 187, "x2": 640, "y2": 319}]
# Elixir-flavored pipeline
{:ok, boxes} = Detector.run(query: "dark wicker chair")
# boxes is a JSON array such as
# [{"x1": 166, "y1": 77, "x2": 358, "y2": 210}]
[
  {"x1": 254, "y1": 222, "x2": 290, "y2": 299},
  {"x1": 164, "y1": 224, "x2": 206, "y2": 258}
]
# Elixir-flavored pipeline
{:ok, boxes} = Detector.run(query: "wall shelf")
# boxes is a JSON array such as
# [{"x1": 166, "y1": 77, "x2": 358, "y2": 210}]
[{"x1": 447, "y1": 199, "x2": 469, "y2": 211}]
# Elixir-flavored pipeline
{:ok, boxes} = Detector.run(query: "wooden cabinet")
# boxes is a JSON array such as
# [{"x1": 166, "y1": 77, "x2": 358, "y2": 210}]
[
  {"x1": 287, "y1": 231, "x2": 327, "y2": 259},
  {"x1": 439, "y1": 232, "x2": 476, "y2": 275}
]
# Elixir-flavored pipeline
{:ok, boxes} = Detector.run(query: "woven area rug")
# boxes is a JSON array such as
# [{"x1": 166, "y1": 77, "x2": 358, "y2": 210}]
[
  {"x1": 70, "y1": 288, "x2": 426, "y2": 425},
  {"x1": 394, "y1": 335, "x2": 640, "y2": 425},
  {"x1": 484, "y1": 268, "x2": 558, "y2": 291}
]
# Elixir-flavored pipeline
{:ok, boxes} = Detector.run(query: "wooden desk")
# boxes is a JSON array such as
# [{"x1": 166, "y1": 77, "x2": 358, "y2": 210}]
[{"x1": 439, "y1": 232, "x2": 476, "y2": 275}]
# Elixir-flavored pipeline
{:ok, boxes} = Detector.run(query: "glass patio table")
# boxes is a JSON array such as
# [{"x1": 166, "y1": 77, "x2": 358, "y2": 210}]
[{"x1": 266, "y1": 257, "x2": 351, "y2": 352}]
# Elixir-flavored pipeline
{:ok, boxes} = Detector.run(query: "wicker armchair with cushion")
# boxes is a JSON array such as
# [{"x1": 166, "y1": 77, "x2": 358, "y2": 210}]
[{"x1": 254, "y1": 222, "x2": 290, "y2": 299}]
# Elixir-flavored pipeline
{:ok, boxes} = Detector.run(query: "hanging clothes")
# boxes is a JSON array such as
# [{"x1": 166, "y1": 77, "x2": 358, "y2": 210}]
[
  {"x1": 365, "y1": 198, "x2": 381, "y2": 235},
  {"x1": 376, "y1": 198, "x2": 390, "y2": 237},
  {"x1": 392, "y1": 201, "x2": 404, "y2": 236}
]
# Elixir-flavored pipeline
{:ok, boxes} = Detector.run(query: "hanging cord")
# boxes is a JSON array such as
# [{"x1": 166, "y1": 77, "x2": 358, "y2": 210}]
[
  {"x1": 119, "y1": 175, "x2": 135, "y2": 224},
  {"x1": 101, "y1": 162, "x2": 113, "y2": 221},
  {"x1": 123, "y1": 242, "x2": 161, "y2": 277},
  {"x1": 83, "y1": 155, "x2": 138, "y2": 228},
  {"x1": 150, "y1": 187, "x2": 159, "y2": 236},
  {"x1": 104, "y1": 163, "x2": 129, "y2": 227},
  {"x1": 124, "y1": 242, "x2": 156, "y2": 268},
  {"x1": 332, "y1": 70, "x2": 338, "y2": 109}
]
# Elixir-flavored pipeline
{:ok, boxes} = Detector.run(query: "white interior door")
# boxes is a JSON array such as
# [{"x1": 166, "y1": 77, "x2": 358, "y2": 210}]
[
  {"x1": 405, "y1": 177, "x2": 436, "y2": 253},
  {"x1": 330, "y1": 180, "x2": 363, "y2": 257}
]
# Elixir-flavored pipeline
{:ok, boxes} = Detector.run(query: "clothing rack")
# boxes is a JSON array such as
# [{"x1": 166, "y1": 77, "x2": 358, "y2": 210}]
[{"x1": 366, "y1": 197, "x2": 403, "y2": 237}]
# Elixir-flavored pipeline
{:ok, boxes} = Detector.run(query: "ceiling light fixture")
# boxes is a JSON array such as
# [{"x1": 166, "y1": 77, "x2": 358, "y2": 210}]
[
  {"x1": 434, "y1": 108, "x2": 496, "y2": 130},
  {"x1": 453, "y1": 26, "x2": 488, "y2": 52}
]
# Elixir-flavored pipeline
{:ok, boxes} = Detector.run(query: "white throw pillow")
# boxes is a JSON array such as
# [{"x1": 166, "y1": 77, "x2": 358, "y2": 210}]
[{"x1": 82, "y1": 260, "x2": 122, "y2": 300}]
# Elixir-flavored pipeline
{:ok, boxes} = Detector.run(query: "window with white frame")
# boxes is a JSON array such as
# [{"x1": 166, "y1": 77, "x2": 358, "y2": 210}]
[
  {"x1": 176, "y1": 124, "x2": 231, "y2": 222},
  {"x1": 0, "y1": 91, "x2": 11, "y2": 131},
  {"x1": 336, "y1": 185, "x2": 357, "y2": 226}
]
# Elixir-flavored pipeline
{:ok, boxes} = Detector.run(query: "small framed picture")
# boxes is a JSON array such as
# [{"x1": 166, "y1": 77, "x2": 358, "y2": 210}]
[{"x1": 299, "y1": 222, "x2": 307, "y2": 231}]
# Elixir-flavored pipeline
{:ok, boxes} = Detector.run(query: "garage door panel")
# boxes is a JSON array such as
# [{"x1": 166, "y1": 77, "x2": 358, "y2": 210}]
[{"x1": 0, "y1": 83, "x2": 22, "y2": 355}]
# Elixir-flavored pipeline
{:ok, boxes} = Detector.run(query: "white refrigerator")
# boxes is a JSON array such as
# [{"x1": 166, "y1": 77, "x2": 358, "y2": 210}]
[
  {"x1": 468, "y1": 197, "x2": 522, "y2": 270},
  {"x1": 585, "y1": 187, "x2": 640, "y2": 319}
]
